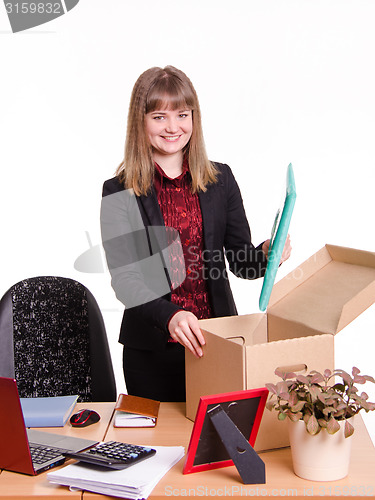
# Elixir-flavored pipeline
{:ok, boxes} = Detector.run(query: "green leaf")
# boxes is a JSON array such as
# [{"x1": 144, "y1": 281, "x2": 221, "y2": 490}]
[
  {"x1": 323, "y1": 406, "x2": 336, "y2": 416},
  {"x1": 326, "y1": 417, "x2": 340, "y2": 435},
  {"x1": 318, "y1": 392, "x2": 329, "y2": 404},
  {"x1": 333, "y1": 409, "x2": 346, "y2": 418},
  {"x1": 267, "y1": 403, "x2": 276, "y2": 411},
  {"x1": 288, "y1": 411, "x2": 303, "y2": 422},
  {"x1": 306, "y1": 414, "x2": 320, "y2": 435},
  {"x1": 344, "y1": 419, "x2": 354, "y2": 438},
  {"x1": 325, "y1": 398, "x2": 336, "y2": 406},
  {"x1": 296, "y1": 375, "x2": 310, "y2": 385},
  {"x1": 265, "y1": 383, "x2": 278, "y2": 395},
  {"x1": 288, "y1": 391, "x2": 298, "y2": 406},
  {"x1": 279, "y1": 392, "x2": 290, "y2": 401},
  {"x1": 335, "y1": 369, "x2": 353, "y2": 386},
  {"x1": 278, "y1": 412, "x2": 287, "y2": 421},
  {"x1": 353, "y1": 375, "x2": 366, "y2": 384},
  {"x1": 336, "y1": 403, "x2": 347, "y2": 411},
  {"x1": 309, "y1": 385, "x2": 321, "y2": 402},
  {"x1": 291, "y1": 400, "x2": 305, "y2": 412},
  {"x1": 352, "y1": 394, "x2": 367, "y2": 405},
  {"x1": 359, "y1": 401, "x2": 374, "y2": 411},
  {"x1": 277, "y1": 381, "x2": 289, "y2": 395},
  {"x1": 310, "y1": 372, "x2": 324, "y2": 384}
]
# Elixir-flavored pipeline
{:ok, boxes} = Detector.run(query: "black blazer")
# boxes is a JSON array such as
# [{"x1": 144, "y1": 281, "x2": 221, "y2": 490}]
[{"x1": 101, "y1": 162, "x2": 267, "y2": 351}]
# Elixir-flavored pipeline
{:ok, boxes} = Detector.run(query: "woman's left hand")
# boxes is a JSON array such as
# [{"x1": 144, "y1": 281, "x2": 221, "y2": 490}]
[{"x1": 262, "y1": 234, "x2": 292, "y2": 264}]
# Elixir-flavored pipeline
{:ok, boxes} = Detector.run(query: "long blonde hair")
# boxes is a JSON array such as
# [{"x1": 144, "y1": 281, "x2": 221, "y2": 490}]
[{"x1": 116, "y1": 66, "x2": 218, "y2": 196}]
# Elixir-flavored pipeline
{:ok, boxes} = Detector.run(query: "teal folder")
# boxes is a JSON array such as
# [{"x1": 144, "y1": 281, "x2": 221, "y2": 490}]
[
  {"x1": 259, "y1": 163, "x2": 296, "y2": 312},
  {"x1": 20, "y1": 395, "x2": 78, "y2": 427}
]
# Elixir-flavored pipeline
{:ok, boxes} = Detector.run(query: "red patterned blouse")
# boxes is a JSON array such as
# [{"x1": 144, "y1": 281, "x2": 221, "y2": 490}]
[{"x1": 154, "y1": 163, "x2": 212, "y2": 324}]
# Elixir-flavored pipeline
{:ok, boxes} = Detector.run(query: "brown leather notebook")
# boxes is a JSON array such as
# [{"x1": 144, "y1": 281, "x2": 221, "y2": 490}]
[{"x1": 114, "y1": 394, "x2": 160, "y2": 427}]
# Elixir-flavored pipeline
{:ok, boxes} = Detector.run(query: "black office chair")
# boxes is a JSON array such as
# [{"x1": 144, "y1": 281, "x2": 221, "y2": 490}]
[{"x1": 0, "y1": 276, "x2": 117, "y2": 402}]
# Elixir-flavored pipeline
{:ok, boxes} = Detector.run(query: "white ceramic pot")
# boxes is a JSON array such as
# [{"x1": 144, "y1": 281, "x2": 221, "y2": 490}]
[{"x1": 287, "y1": 418, "x2": 354, "y2": 481}]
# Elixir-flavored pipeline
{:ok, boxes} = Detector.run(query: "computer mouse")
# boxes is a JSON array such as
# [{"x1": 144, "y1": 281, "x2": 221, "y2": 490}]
[{"x1": 70, "y1": 409, "x2": 101, "y2": 427}]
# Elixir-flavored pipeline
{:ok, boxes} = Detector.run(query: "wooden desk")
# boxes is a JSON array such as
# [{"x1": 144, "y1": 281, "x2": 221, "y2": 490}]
[
  {"x1": 88, "y1": 403, "x2": 375, "y2": 500},
  {"x1": 1, "y1": 402, "x2": 375, "y2": 500}
]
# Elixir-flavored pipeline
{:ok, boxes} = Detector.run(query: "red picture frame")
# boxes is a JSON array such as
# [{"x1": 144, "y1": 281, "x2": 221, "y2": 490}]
[{"x1": 183, "y1": 387, "x2": 268, "y2": 475}]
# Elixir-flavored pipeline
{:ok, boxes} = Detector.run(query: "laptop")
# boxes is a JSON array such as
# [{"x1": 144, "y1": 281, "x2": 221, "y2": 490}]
[{"x1": 0, "y1": 377, "x2": 99, "y2": 475}]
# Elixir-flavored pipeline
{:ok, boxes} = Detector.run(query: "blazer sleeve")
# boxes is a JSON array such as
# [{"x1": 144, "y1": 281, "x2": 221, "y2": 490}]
[
  {"x1": 221, "y1": 163, "x2": 267, "y2": 279},
  {"x1": 100, "y1": 178, "x2": 181, "y2": 335}
]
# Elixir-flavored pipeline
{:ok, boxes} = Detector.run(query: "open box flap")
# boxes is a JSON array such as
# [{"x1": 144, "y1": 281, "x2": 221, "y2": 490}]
[
  {"x1": 185, "y1": 329, "x2": 246, "y2": 421},
  {"x1": 199, "y1": 314, "x2": 267, "y2": 346},
  {"x1": 268, "y1": 245, "x2": 375, "y2": 337}
]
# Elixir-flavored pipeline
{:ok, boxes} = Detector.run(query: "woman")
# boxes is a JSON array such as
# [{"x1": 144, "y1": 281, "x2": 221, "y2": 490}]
[{"x1": 101, "y1": 66, "x2": 291, "y2": 402}]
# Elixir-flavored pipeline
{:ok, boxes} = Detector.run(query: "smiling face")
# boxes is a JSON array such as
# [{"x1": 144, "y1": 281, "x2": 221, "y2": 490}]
[{"x1": 145, "y1": 106, "x2": 193, "y2": 165}]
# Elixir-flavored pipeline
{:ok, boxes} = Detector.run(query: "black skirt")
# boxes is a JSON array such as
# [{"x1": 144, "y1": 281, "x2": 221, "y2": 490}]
[{"x1": 123, "y1": 342, "x2": 186, "y2": 402}]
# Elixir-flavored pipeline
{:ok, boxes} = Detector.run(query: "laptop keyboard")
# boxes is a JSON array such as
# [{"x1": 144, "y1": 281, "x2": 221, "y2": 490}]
[{"x1": 29, "y1": 443, "x2": 66, "y2": 465}]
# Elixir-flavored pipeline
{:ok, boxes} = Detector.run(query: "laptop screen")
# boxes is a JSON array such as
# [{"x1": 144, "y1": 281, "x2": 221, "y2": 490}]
[
  {"x1": 0, "y1": 377, "x2": 35, "y2": 475},
  {"x1": 0, "y1": 377, "x2": 99, "y2": 475}
]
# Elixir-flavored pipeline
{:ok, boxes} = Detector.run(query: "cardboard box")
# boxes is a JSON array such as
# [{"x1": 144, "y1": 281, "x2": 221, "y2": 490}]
[{"x1": 185, "y1": 244, "x2": 375, "y2": 451}]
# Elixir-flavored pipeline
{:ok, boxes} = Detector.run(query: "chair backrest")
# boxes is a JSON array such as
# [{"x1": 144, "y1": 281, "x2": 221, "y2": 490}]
[{"x1": 0, "y1": 276, "x2": 116, "y2": 402}]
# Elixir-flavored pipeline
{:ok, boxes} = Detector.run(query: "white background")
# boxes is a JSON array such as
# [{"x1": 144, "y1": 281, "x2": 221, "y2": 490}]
[{"x1": 1, "y1": 0, "x2": 374, "y2": 443}]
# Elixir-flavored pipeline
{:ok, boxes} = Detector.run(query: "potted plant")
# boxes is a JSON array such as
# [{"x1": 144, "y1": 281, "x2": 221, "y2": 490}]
[{"x1": 266, "y1": 366, "x2": 375, "y2": 481}]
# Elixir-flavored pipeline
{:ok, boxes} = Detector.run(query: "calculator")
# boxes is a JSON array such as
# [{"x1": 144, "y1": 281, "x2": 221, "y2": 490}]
[{"x1": 63, "y1": 441, "x2": 156, "y2": 470}]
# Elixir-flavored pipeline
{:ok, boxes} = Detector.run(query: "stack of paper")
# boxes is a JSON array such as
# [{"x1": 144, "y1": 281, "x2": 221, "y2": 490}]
[
  {"x1": 114, "y1": 412, "x2": 156, "y2": 427},
  {"x1": 48, "y1": 445, "x2": 184, "y2": 499}
]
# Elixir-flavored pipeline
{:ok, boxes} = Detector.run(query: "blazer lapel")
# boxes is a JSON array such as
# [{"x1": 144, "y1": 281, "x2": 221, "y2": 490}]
[
  {"x1": 198, "y1": 188, "x2": 215, "y2": 253},
  {"x1": 137, "y1": 188, "x2": 164, "y2": 227},
  {"x1": 137, "y1": 189, "x2": 169, "y2": 256}
]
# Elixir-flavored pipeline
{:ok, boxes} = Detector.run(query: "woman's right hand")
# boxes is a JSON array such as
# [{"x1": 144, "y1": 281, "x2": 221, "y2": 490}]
[{"x1": 168, "y1": 310, "x2": 205, "y2": 358}]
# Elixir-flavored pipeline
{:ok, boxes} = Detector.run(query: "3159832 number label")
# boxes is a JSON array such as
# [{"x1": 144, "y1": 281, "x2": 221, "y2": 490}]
[
  {"x1": 5, "y1": 3, "x2": 63, "y2": 14},
  {"x1": 314, "y1": 485, "x2": 374, "y2": 496}
]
